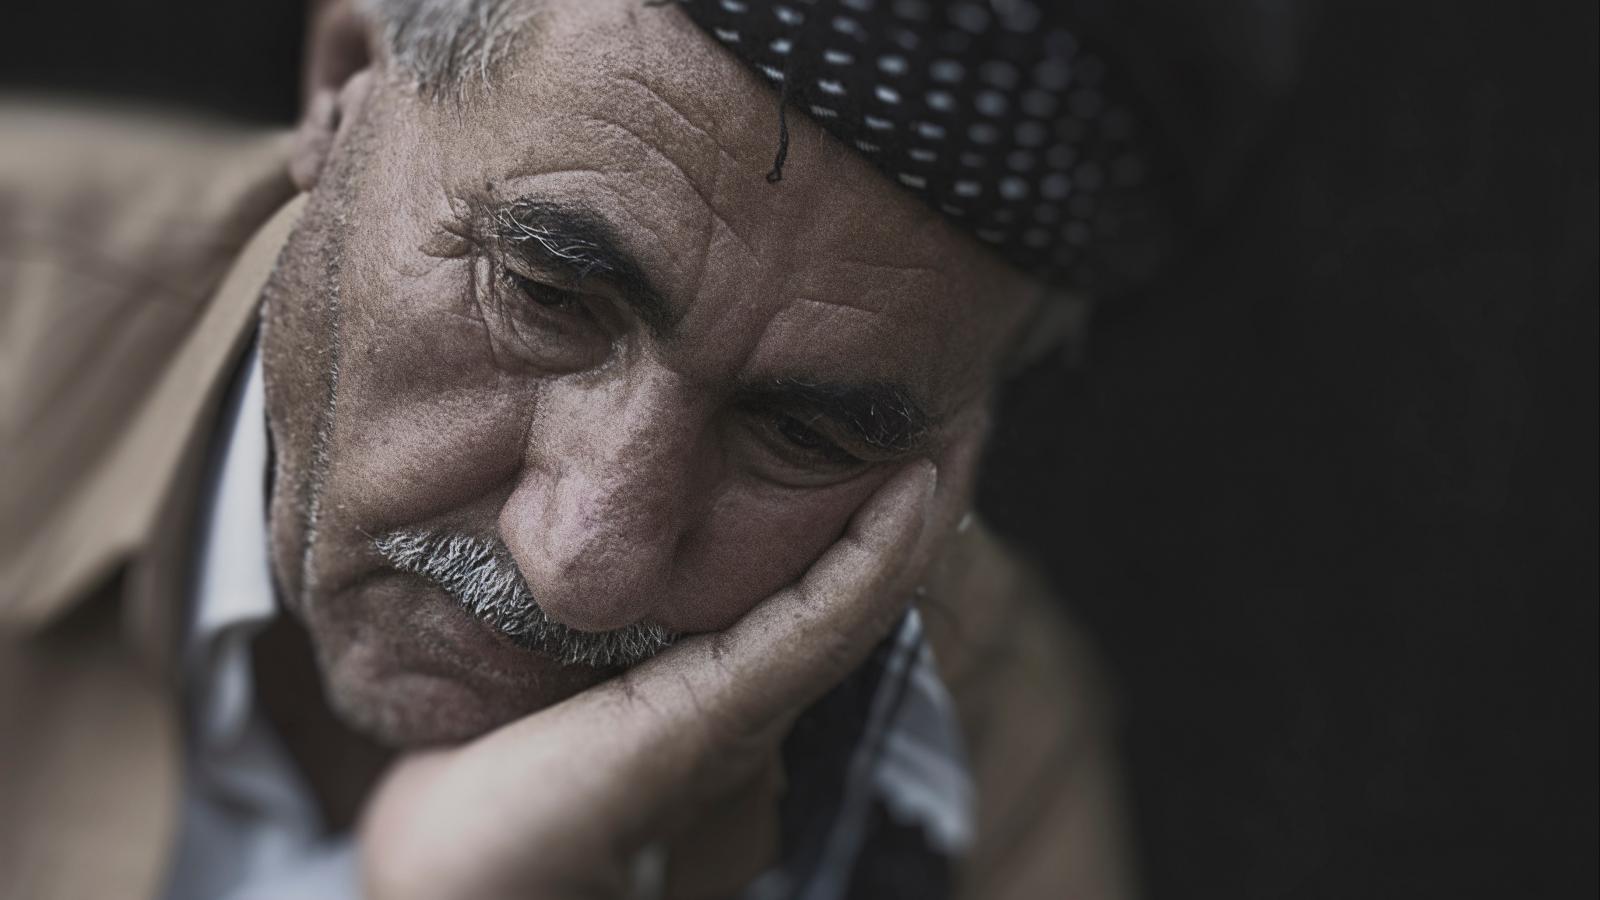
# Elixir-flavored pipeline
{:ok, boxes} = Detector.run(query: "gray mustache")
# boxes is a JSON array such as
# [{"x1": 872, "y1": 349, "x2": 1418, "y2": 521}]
[{"x1": 372, "y1": 529, "x2": 676, "y2": 669}]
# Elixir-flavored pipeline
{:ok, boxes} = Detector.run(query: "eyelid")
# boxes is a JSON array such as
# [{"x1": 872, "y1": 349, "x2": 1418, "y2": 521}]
[
  {"x1": 495, "y1": 247, "x2": 639, "y2": 333},
  {"x1": 496, "y1": 244, "x2": 582, "y2": 290},
  {"x1": 505, "y1": 270, "x2": 580, "y2": 307},
  {"x1": 765, "y1": 405, "x2": 902, "y2": 465},
  {"x1": 751, "y1": 413, "x2": 868, "y2": 477},
  {"x1": 502, "y1": 270, "x2": 651, "y2": 369}
]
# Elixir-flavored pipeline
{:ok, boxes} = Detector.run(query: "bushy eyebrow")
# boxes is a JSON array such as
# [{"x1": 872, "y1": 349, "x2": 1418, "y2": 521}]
[
  {"x1": 737, "y1": 377, "x2": 935, "y2": 454},
  {"x1": 489, "y1": 196, "x2": 680, "y2": 336}
]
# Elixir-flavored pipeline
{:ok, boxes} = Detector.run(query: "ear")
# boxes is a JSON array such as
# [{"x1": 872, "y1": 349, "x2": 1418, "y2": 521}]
[
  {"x1": 291, "y1": 0, "x2": 380, "y2": 192},
  {"x1": 1010, "y1": 291, "x2": 1094, "y2": 373}
]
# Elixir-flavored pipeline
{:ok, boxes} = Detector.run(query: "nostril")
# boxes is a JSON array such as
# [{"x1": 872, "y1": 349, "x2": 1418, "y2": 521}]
[
  {"x1": 501, "y1": 506, "x2": 673, "y2": 634},
  {"x1": 500, "y1": 390, "x2": 705, "y2": 632}
]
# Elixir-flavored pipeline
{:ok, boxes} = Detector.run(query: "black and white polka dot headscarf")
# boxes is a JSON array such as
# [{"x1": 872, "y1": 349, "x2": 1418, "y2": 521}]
[{"x1": 673, "y1": 0, "x2": 1181, "y2": 296}]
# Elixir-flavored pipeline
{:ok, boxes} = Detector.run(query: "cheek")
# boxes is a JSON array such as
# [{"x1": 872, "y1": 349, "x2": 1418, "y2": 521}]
[
  {"x1": 262, "y1": 210, "x2": 349, "y2": 607},
  {"x1": 317, "y1": 256, "x2": 530, "y2": 537},
  {"x1": 657, "y1": 470, "x2": 892, "y2": 633}
]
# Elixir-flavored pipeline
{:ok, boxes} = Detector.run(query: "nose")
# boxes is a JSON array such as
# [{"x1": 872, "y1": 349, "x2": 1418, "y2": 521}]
[{"x1": 498, "y1": 370, "x2": 711, "y2": 632}]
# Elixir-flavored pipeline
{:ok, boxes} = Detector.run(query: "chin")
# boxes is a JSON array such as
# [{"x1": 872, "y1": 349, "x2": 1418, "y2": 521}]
[
  {"x1": 306, "y1": 573, "x2": 611, "y2": 747},
  {"x1": 323, "y1": 665, "x2": 579, "y2": 747}
]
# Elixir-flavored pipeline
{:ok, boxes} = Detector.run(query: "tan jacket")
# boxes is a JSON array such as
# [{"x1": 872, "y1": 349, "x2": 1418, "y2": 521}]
[{"x1": 0, "y1": 99, "x2": 1134, "y2": 900}]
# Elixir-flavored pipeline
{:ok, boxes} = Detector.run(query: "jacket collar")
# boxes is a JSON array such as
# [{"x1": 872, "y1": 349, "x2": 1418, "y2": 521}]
[
  {"x1": 0, "y1": 191, "x2": 304, "y2": 680},
  {"x1": 123, "y1": 193, "x2": 306, "y2": 681}
]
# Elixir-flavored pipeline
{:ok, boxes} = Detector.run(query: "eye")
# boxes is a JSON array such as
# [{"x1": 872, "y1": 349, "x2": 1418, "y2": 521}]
[
  {"x1": 776, "y1": 415, "x2": 832, "y2": 452},
  {"x1": 485, "y1": 267, "x2": 610, "y2": 372},
  {"x1": 762, "y1": 411, "x2": 866, "y2": 470},
  {"x1": 507, "y1": 271, "x2": 584, "y2": 312}
]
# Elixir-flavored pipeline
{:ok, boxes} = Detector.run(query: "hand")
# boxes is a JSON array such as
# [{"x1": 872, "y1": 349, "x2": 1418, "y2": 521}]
[{"x1": 359, "y1": 460, "x2": 942, "y2": 900}]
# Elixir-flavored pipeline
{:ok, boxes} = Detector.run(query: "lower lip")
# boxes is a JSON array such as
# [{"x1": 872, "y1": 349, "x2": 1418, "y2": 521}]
[
  {"x1": 327, "y1": 570, "x2": 612, "y2": 735},
  {"x1": 364, "y1": 570, "x2": 559, "y2": 679},
  {"x1": 383, "y1": 570, "x2": 618, "y2": 692}
]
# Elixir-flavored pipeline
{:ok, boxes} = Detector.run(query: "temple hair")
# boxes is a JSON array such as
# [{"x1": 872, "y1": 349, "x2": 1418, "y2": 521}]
[{"x1": 361, "y1": 0, "x2": 533, "y2": 99}]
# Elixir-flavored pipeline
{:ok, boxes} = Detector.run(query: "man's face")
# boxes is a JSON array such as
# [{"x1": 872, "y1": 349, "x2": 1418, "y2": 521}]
[{"x1": 263, "y1": 0, "x2": 1038, "y2": 745}]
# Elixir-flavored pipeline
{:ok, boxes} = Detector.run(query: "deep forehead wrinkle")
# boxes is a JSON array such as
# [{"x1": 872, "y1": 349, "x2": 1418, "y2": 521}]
[
  {"x1": 609, "y1": 68, "x2": 738, "y2": 171},
  {"x1": 567, "y1": 108, "x2": 761, "y2": 259}
]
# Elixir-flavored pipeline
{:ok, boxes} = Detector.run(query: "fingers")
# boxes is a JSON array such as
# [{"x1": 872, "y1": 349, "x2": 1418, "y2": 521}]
[
  {"x1": 565, "y1": 457, "x2": 940, "y2": 830},
  {"x1": 403, "y1": 460, "x2": 944, "y2": 874},
  {"x1": 709, "y1": 458, "x2": 940, "y2": 715},
  {"x1": 589, "y1": 457, "x2": 939, "y2": 736}
]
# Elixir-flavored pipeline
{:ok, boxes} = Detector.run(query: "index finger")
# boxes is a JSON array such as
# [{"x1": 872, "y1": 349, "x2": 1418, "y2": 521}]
[
  {"x1": 684, "y1": 458, "x2": 941, "y2": 720},
  {"x1": 467, "y1": 460, "x2": 942, "y2": 848}
]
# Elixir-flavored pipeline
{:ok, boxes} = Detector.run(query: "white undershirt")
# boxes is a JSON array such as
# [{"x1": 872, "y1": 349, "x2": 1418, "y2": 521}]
[{"x1": 163, "y1": 342, "x2": 360, "y2": 900}]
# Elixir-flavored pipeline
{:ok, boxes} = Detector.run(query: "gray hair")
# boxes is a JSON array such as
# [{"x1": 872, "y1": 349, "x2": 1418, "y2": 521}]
[
  {"x1": 372, "y1": 528, "x2": 677, "y2": 668},
  {"x1": 361, "y1": 0, "x2": 533, "y2": 97}
]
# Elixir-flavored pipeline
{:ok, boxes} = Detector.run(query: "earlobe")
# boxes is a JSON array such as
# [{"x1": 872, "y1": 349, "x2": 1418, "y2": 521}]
[
  {"x1": 290, "y1": 0, "x2": 377, "y2": 192},
  {"x1": 290, "y1": 87, "x2": 343, "y2": 192}
]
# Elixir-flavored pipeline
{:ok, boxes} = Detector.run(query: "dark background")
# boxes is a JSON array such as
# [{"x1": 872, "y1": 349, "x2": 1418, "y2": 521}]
[{"x1": 4, "y1": 2, "x2": 1594, "y2": 898}]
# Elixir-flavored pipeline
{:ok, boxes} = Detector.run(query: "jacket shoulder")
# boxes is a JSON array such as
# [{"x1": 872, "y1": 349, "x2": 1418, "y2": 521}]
[{"x1": 0, "y1": 97, "x2": 294, "y2": 625}]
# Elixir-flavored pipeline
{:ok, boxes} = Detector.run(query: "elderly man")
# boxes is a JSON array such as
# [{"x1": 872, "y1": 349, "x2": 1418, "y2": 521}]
[{"x1": 2, "y1": 1, "x2": 1174, "y2": 897}]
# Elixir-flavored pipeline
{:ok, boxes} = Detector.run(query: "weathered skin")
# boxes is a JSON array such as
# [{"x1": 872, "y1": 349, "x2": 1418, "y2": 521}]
[
  {"x1": 265, "y1": 0, "x2": 1041, "y2": 747},
  {"x1": 253, "y1": 2, "x2": 1077, "y2": 895}
]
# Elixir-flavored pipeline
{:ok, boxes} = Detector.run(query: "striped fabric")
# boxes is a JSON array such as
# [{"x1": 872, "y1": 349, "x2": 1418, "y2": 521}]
[{"x1": 742, "y1": 608, "x2": 975, "y2": 900}]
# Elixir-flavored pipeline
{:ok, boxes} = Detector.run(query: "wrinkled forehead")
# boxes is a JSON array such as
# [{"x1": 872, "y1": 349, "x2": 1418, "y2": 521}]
[{"x1": 385, "y1": 0, "x2": 1036, "y2": 397}]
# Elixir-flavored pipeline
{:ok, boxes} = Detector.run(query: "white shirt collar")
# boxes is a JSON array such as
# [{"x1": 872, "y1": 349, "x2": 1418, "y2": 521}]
[
  {"x1": 185, "y1": 339, "x2": 278, "y2": 751},
  {"x1": 167, "y1": 339, "x2": 357, "y2": 900},
  {"x1": 188, "y1": 340, "x2": 276, "y2": 660}
]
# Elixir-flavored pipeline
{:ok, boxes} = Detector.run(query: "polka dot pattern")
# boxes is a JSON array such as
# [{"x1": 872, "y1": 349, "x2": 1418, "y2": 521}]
[{"x1": 675, "y1": 0, "x2": 1177, "y2": 295}]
